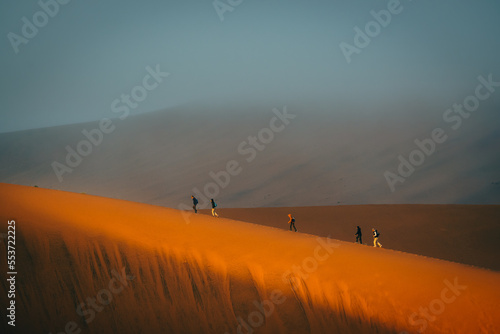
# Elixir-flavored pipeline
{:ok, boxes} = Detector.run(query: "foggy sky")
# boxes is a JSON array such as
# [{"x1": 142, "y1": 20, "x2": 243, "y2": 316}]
[{"x1": 1, "y1": 0, "x2": 500, "y2": 133}]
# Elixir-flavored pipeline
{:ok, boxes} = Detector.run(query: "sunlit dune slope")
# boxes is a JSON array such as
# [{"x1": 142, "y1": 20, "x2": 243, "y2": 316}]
[
  {"x1": 214, "y1": 205, "x2": 500, "y2": 271},
  {"x1": 0, "y1": 183, "x2": 499, "y2": 334}
]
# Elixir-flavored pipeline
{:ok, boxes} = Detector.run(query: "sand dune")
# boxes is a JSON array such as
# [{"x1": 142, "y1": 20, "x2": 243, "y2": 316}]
[
  {"x1": 1, "y1": 183, "x2": 499, "y2": 333},
  {"x1": 1, "y1": 101, "x2": 499, "y2": 209},
  {"x1": 214, "y1": 205, "x2": 500, "y2": 271}
]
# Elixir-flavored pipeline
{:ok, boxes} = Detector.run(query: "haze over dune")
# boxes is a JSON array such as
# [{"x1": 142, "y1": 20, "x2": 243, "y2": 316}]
[
  {"x1": 1, "y1": 99, "x2": 499, "y2": 209},
  {"x1": 1, "y1": 183, "x2": 499, "y2": 334}
]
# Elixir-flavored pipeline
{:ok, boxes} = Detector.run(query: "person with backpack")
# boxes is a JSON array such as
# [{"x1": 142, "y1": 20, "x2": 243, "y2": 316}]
[
  {"x1": 288, "y1": 214, "x2": 297, "y2": 232},
  {"x1": 210, "y1": 198, "x2": 219, "y2": 217},
  {"x1": 355, "y1": 226, "x2": 362, "y2": 244},
  {"x1": 372, "y1": 228, "x2": 382, "y2": 247},
  {"x1": 191, "y1": 195, "x2": 198, "y2": 213}
]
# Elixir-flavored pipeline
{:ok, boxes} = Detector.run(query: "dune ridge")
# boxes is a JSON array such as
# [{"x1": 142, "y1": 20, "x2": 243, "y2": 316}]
[
  {"x1": 1, "y1": 183, "x2": 499, "y2": 333},
  {"x1": 215, "y1": 205, "x2": 500, "y2": 271},
  {"x1": 1, "y1": 102, "x2": 499, "y2": 209}
]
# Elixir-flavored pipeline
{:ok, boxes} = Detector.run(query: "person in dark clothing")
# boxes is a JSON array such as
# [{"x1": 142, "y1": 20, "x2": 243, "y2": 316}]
[
  {"x1": 210, "y1": 198, "x2": 219, "y2": 217},
  {"x1": 191, "y1": 195, "x2": 198, "y2": 213},
  {"x1": 355, "y1": 226, "x2": 362, "y2": 244},
  {"x1": 288, "y1": 214, "x2": 297, "y2": 232}
]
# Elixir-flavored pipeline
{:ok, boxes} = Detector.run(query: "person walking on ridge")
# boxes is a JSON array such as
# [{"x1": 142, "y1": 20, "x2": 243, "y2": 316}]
[
  {"x1": 372, "y1": 228, "x2": 382, "y2": 248},
  {"x1": 191, "y1": 195, "x2": 198, "y2": 213},
  {"x1": 288, "y1": 214, "x2": 297, "y2": 232},
  {"x1": 355, "y1": 226, "x2": 362, "y2": 244},
  {"x1": 210, "y1": 198, "x2": 219, "y2": 217}
]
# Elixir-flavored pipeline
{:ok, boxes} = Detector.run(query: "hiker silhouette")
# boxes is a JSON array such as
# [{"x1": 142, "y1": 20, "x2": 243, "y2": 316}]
[
  {"x1": 191, "y1": 196, "x2": 198, "y2": 213},
  {"x1": 211, "y1": 199, "x2": 219, "y2": 217},
  {"x1": 355, "y1": 226, "x2": 362, "y2": 244},
  {"x1": 288, "y1": 214, "x2": 297, "y2": 232},
  {"x1": 372, "y1": 228, "x2": 382, "y2": 248}
]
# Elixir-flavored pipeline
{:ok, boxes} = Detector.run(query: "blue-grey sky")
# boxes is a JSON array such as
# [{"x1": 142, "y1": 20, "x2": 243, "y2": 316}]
[{"x1": 1, "y1": 0, "x2": 499, "y2": 132}]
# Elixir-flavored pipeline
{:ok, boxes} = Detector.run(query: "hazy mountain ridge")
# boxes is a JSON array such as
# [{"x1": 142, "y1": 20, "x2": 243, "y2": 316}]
[{"x1": 1, "y1": 101, "x2": 499, "y2": 208}]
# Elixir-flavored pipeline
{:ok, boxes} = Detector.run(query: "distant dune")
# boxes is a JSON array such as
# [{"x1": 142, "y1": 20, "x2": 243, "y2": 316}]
[
  {"x1": 1, "y1": 183, "x2": 499, "y2": 333},
  {"x1": 0, "y1": 101, "x2": 499, "y2": 209}
]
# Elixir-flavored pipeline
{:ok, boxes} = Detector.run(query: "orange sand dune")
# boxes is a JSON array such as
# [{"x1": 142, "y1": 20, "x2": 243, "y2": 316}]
[
  {"x1": 1, "y1": 183, "x2": 499, "y2": 334},
  {"x1": 213, "y1": 205, "x2": 500, "y2": 271}
]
